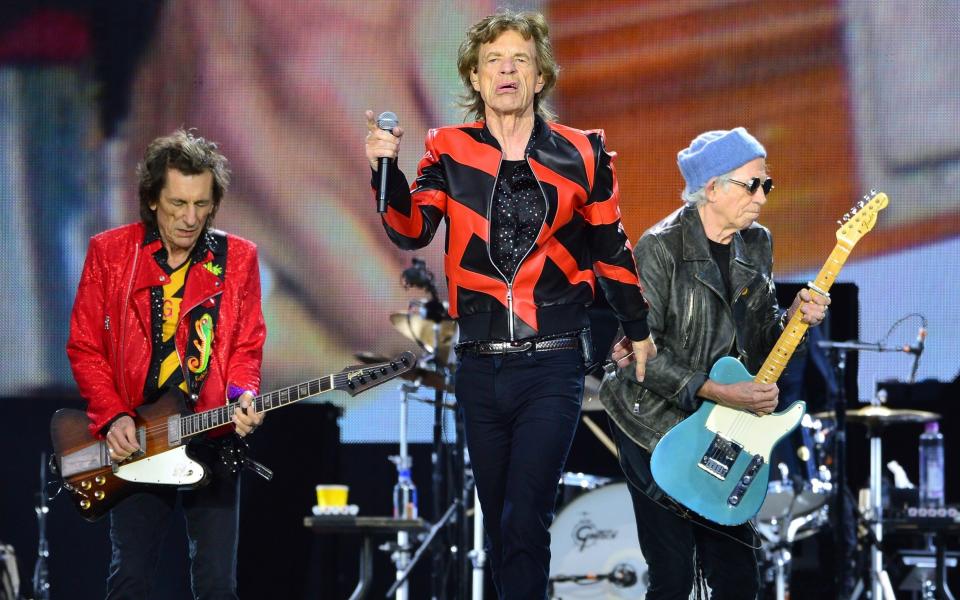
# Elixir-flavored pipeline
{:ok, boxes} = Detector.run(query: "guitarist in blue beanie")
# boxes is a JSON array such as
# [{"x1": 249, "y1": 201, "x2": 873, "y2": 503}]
[{"x1": 601, "y1": 127, "x2": 829, "y2": 599}]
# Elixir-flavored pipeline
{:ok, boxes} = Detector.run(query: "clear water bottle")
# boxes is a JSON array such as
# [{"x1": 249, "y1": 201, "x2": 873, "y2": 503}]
[
  {"x1": 392, "y1": 468, "x2": 418, "y2": 519},
  {"x1": 919, "y1": 421, "x2": 945, "y2": 508}
]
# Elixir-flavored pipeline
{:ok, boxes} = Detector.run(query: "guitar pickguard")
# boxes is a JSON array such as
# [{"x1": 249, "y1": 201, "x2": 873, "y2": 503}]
[{"x1": 114, "y1": 445, "x2": 205, "y2": 486}]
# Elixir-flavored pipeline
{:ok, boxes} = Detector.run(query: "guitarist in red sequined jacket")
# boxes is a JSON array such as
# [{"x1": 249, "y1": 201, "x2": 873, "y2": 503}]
[{"x1": 65, "y1": 129, "x2": 264, "y2": 599}]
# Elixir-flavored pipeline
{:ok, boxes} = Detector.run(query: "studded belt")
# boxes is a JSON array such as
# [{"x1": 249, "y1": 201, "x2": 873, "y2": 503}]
[{"x1": 455, "y1": 334, "x2": 580, "y2": 356}]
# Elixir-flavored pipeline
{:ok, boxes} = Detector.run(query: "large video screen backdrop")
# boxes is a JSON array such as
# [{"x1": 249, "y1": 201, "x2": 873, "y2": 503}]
[{"x1": 1, "y1": 0, "x2": 957, "y2": 440}]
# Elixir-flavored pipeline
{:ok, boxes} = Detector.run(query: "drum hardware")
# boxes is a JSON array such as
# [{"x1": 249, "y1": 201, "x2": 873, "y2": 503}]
[
  {"x1": 549, "y1": 563, "x2": 638, "y2": 590},
  {"x1": 394, "y1": 257, "x2": 471, "y2": 600},
  {"x1": 0, "y1": 543, "x2": 18, "y2": 600},
  {"x1": 844, "y1": 402, "x2": 940, "y2": 600},
  {"x1": 549, "y1": 482, "x2": 648, "y2": 599},
  {"x1": 33, "y1": 452, "x2": 51, "y2": 600}
]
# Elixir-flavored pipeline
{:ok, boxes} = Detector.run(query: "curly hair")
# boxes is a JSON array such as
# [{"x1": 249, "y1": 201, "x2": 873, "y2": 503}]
[
  {"x1": 136, "y1": 129, "x2": 231, "y2": 228},
  {"x1": 456, "y1": 10, "x2": 559, "y2": 122}
]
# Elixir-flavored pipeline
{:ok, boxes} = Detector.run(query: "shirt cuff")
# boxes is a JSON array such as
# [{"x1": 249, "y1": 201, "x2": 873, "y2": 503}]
[
  {"x1": 620, "y1": 318, "x2": 651, "y2": 343},
  {"x1": 227, "y1": 385, "x2": 257, "y2": 402}
]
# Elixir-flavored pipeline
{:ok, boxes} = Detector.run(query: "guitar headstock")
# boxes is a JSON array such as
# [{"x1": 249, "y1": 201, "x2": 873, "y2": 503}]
[
  {"x1": 836, "y1": 190, "x2": 889, "y2": 248},
  {"x1": 334, "y1": 351, "x2": 417, "y2": 396}
]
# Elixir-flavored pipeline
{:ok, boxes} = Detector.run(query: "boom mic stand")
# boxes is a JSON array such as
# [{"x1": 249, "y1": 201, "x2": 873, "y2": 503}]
[{"x1": 818, "y1": 340, "x2": 915, "y2": 598}]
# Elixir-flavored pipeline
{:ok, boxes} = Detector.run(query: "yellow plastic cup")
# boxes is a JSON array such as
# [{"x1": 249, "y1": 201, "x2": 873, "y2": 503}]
[{"x1": 315, "y1": 484, "x2": 349, "y2": 508}]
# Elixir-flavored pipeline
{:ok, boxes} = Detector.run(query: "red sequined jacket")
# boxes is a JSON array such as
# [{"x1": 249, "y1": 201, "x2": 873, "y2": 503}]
[
  {"x1": 378, "y1": 116, "x2": 649, "y2": 342},
  {"x1": 66, "y1": 222, "x2": 266, "y2": 437}
]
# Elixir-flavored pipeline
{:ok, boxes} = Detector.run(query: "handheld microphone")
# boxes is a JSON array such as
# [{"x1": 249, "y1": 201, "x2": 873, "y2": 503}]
[
  {"x1": 376, "y1": 111, "x2": 399, "y2": 213},
  {"x1": 908, "y1": 326, "x2": 926, "y2": 383}
]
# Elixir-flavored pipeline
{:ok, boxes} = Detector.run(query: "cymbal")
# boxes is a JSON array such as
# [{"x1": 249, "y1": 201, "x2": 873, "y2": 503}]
[
  {"x1": 812, "y1": 406, "x2": 940, "y2": 426},
  {"x1": 390, "y1": 312, "x2": 457, "y2": 359},
  {"x1": 581, "y1": 374, "x2": 605, "y2": 412},
  {"x1": 354, "y1": 351, "x2": 453, "y2": 392}
]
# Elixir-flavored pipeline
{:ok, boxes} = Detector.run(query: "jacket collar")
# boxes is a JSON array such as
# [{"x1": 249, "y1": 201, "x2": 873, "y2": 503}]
[{"x1": 142, "y1": 225, "x2": 224, "y2": 263}]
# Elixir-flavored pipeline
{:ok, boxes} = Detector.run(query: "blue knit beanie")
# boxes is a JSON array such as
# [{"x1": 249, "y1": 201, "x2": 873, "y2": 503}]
[{"x1": 677, "y1": 127, "x2": 766, "y2": 196}]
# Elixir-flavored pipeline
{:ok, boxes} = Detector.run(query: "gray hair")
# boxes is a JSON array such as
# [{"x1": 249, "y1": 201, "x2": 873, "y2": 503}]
[{"x1": 681, "y1": 169, "x2": 736, "y2": 207}]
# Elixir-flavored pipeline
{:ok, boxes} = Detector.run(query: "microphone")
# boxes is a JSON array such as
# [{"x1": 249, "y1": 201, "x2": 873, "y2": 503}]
[
  {"x1": 376, "y1": 111, "x2": 399, "y2": 213},
  {"x1": 908, "y1": 326, "x2": 926, "y2": 383},
  {"x1": 609, "y1": 564, "x2": 638, "y2": 588}
]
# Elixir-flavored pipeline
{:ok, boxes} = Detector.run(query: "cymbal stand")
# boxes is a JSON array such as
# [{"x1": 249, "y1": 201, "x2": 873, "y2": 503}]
[
  {"x1": 820, "y1": 339, "x2": 924, "y2": 598},
  {"x1": 401, "y1": 257, "x2": 459, "y2": 599},
  {"x1": 851, "y1": 416, "x2": 896, "y2": 600},
  {"x1": 387, "y1": 382, "x2": 422, "y2": 600},
  {"x1": 468, "y1": 467, "x2": 486, "y2": 600},
  {"x1": 33, "y1": 452, "x2": 51, "y2": 600}
]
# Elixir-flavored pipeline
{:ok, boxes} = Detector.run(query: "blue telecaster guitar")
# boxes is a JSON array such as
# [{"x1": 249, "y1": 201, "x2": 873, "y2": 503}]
[{"x1": 650, "y1": 191, "x2": 889, "y2": 525}]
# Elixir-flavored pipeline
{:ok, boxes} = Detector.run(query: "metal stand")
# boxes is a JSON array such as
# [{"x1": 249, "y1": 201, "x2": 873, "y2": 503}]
[
  {"x1": 819, "y1": 339, "x2": 911, "y2": 597},
  {"x1": 388, "y1": 382, "x2": 420, "y2": 600},
  {"x1": 855, "y1": 416, "x2": 896, "y2": 600},
  {"x1": 33, "y1": 452, "x2": 50, "y2": 600},
  {"x1": 820, "y1": 342, "x2": 854, "y2": 595},
  {"x1": 469, "y1": 483, "x2": 486, "y2": 600}
]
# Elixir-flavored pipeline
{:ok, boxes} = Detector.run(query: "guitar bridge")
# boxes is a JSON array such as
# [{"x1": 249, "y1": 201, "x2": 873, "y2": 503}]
[{"x1": 697, "y1": 434, "x2": 743, "y2": 480}]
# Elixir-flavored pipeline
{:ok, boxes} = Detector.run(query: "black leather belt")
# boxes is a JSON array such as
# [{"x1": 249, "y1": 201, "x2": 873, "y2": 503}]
[{"x1": 456, "y1": 335, "x2": 580, "y2": 356}]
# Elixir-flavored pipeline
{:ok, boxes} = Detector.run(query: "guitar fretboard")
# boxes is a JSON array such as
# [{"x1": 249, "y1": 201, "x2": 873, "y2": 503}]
[
  {"x1": 178, "y1": 376, "x2": 334, "y2": 438},
  {"x1": 175, "y1": 351, "x2": 416, "y2": 438},
  {"x1": 754, "y1": 243, "x2": 851, "y2": 384}
]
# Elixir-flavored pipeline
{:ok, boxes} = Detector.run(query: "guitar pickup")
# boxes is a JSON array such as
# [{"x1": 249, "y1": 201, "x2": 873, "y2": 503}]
[
  {"x1": 727, "y1": 454, "x2": 765, "y2": 507},
  {"x1": 697, "y1": 434, "x2": 743, "y2": 480}
]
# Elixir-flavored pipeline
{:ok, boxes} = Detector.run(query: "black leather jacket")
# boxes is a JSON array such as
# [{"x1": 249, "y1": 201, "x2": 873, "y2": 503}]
[{"x1": 601, "y1": 204, "x2": 793, "y2": 451}]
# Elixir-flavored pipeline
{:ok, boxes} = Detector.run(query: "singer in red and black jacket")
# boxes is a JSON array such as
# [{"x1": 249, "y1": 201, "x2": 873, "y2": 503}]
[
  {"x1": 364, "y1": 11, "x2": 655, "y2": 600},
  {"x1": 376, "y1": 115, "x2": 650, "y2": 345}
]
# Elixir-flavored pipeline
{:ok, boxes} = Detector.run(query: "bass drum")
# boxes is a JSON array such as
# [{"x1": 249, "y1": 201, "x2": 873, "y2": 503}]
[{"x1": 549, "y1": 482, "x2": 648, "y2": 599}]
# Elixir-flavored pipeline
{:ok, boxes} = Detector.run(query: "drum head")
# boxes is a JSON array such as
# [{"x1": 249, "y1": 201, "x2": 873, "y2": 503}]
[{"x1": 549, "y1": 482, "x2": 648, "y2": 598}]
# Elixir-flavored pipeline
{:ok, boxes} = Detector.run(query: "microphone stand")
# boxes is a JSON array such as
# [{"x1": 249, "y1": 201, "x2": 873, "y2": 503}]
[{"x1": 817, "y1": 339, "x2": 915, "y2": 598}]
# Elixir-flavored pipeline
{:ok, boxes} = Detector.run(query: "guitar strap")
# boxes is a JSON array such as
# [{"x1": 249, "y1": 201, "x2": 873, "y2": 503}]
[{"x1": 182, "y1": 231, "x2": 228, "y2": 398}]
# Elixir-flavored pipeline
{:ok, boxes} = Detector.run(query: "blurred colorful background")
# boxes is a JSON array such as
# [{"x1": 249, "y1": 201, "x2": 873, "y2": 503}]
[{"x1": 3, "y1": 1, "x2": 957, "y2": 435}]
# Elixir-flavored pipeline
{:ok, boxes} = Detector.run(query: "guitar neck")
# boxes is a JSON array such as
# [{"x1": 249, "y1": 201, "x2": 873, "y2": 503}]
[
  {"x1": 754, "y1": 242, "x2": 852, "y2": 384},
  {"x1": 179, "y1": 376, "x2": 335, "y2": 438}
]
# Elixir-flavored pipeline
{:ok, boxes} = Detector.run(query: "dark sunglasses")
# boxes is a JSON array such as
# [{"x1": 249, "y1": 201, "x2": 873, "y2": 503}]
[{"x1": 727, "y1": 176, "x2": 774, "y2": 195}]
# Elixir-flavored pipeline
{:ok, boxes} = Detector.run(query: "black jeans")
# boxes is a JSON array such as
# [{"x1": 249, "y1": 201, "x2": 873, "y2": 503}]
[
  {"x1": 456, "y1": 348, "x2": 584, "y2": 600},
  {"x1": 613, "y1": 426, "x2": 760, "y2": 600},
  {"x1": 105, "y1": 440, "x2": 241, "y2": 600}
]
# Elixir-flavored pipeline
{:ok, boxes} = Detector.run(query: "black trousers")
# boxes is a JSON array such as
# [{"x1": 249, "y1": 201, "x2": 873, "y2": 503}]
[
  {"x1": 456, "y1": 348, "x2": 584, "y2": 600},
  {"x1": 105, "y1": 441, "x2": 241, "y2": 600},
  {"x1": 613, "y1": 426, "x2": 760, "y2": 600}
]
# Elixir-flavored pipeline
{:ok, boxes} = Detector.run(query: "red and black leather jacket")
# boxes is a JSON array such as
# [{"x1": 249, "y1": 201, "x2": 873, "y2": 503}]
[
  {"x1": 66, "y1": 222, "x2": 266, "y2": 437},
  {"x1": 378, "y1": 116, "x2": 649, "y2": 342}
]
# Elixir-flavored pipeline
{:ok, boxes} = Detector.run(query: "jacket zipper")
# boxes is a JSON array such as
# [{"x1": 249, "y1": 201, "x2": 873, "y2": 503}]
[
  {"x1": 681, "y1": 288, "x2": 695, "y2": 348},
  {"x1": 484, "y1": 152, "x2": 549, "y2": 341}
]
